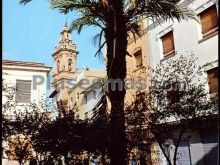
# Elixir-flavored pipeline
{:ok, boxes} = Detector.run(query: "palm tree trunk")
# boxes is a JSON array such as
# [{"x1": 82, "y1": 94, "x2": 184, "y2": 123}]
[{"x1": 105, "y1": 1, "x2": 128, "y2": 164}]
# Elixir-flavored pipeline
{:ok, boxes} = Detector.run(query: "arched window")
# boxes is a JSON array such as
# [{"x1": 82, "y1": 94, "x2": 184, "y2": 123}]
[
  {"x1": 68, "y1": 59, "x2": 72, "y2": 71},
  {"x1": 57, "y1": 60, "x2": 60, "y2": 73},
  {"x1": 133, "y1": 49, "x2": 143, "y2": 68}
]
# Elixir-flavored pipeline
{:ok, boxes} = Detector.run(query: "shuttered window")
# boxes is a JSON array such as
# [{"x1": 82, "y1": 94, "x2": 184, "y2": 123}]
[
  {"x1": 207, "y1": 68, "x2": 218, "y2": 94},
  {"x1": 134, "y1": 50, "x2": 143, "y2": 68},
  {"x1": 200, "y1": 5, "x2": 218, "y2": 37},
  {"x1": 161, "y1": 31, "x2": 175, "y2": 57},
  {"x1": 15, "y1": 80, "x2": 31, "y2": 103}
]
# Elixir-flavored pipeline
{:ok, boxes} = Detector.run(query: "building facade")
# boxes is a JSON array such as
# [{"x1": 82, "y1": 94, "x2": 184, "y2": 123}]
[
  {"x1": 2, "y1": 60, "x2": 51, "y2": 165},
  {"x1": 67, "y1": 68, "x2": 106, "y2": 120},
  {"x1": 146, "y1": 0, "x2": 218, "y2": 164},
  {"x1": 2, "y1": 60, "x2": 51, "y2": 112},
  {"x1": 125, "y1": 19, "x2": 151, "y2": 105}
]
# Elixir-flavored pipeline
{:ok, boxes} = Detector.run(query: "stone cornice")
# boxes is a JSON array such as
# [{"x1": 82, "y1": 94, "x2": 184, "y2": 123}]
[
  {"x1": 52, "y1": 48, "x2": 79, "y2": 57},
  {"x1": 3, "y1": 65, "x2": 51, "y2": 73}
]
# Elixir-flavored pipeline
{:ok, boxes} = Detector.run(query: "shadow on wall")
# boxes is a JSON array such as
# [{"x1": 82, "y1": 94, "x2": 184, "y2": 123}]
[{"x1": 195, "y1": 145, "x2": 218, "y2": 165}]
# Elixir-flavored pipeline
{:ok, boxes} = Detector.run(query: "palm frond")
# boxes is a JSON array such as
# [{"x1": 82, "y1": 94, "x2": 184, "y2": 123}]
[
  {"x1": 94, "y1": 41, "x2": 106, "y2": 57},
  {"x1": 50, "y1": 0, "x2": 92, "y2": 14},
  {"x1": 70, "y1": 16, "x2": 90, "y2": 33},
  {"x1": 93, "y1": 29, "x2": 104, "y2": 47},
  {"x1": 93, "y1": 33, "x2": 101, "y2": 46},
  {"x1": 127, "y1": 21, "x2": 141, "y2": 43},
  {"x1": 19, "y1": 0, "x2": 32, "y2": 5},
  {"x1": 126, "y1": 0, "x2": 198, "y2": 24}
]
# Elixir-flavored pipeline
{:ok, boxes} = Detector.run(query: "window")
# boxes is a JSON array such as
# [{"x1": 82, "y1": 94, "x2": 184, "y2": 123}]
[
  {"x1": 77, "y1": 92, "x2": 80, "y2": 100},
  {"x1": 161, "y1": 31, "x2": 175, "y2": 58},
  {"x1": 85, "y1": 112, "x2": 88, "y2": 119},
  {"x1": 84, "y1": 95, "x2": 87, "y2": 104},
  {"x1": 57, "y1": 60, "x2": 60, "y2": 73},
  {"x1": 134, "y1": 50, "x2": 143, "y2": 68},
  {"x1": 68, "y1": 59, "x2": 72, "y2": 71},
  {"x1": 200, "y1": 5, "x2": 218, "y2": 37},
  {"x1": 166, "y1": 82, "x2": 181, "y2": 104},
  {"x1": 15, "y1": 80, "x2": 31, "y2": 103},
  {"x1": 93, "y1": 91, "x2": 96, "y2": 99},
  {"x1": 207, "y1": 68, "x2": 218, "y2": 94}
]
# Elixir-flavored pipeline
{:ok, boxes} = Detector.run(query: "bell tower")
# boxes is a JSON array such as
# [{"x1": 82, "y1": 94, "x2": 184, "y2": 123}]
[{"x1": 52, "y1": 22, "x2": 78, "y2": 101}]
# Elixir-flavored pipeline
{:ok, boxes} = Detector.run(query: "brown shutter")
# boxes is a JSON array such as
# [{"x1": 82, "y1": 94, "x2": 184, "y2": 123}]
[
  {"x1": 15, "y1": 80, "x2": 31, "y2": 103},
  {"x1": 161, "y1": 31, "x2": 175, "y2": 56},
  {"x1": 207, "y1": 68, "x2": 218, "y2": 94},
  {"x1": 200, "y1": 5, "x2": 218, "y2": 35}
]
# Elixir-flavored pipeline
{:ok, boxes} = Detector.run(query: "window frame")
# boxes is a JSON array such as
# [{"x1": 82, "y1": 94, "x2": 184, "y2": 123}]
[
  {"x1": 199, "y1": 5, "x2": 218, "y2": 38},
  {"x1": 68, "y1": 59, "x2": 72, "y2": 72},
  {"x1": 15, "y1": 79, "x2": 32, "y2": 103},
  {"x1": 165, "y1": 82, "x2": 182, "y2": 105},
  {"x1": 161, "y1": 31, "x2": 175, "y2": 59},
  {"x1": 57, "y1": 60, "x2": 60, "y2": 73},
  {"x1": 84, "y1": 95, "x2": 88, "y2": 105},
  {"x1": 207, "y1": 67, "x2": 218, "y2": 97},
  {"x1": 85, "y1": 112, "x2": 88, "y2": 119},
  {"x1": 133, "y1": 49, "x2": 143, "y2": 69}
]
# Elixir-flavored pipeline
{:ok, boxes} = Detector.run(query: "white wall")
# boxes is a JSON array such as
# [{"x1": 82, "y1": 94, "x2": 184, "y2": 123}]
[
  {"x1": 147, "y1": 0, "x2": 218, "y2": 109},
  {"x1": 2, "y1": 68, "x2": 50, "y2": 164},
  {"x1": 84, "y1": 88, "x2": 102, "y2": 118},
  {"x1": 155, "y1": 130, "x2": 205, "y2": 165},
  {"x1": 3, "y1": 69, "x2": 49, "y2": 115},
  {"x1": 3, "y1": 70, "x2": 48, "y2": 103},
  {"x1": 147, "y1": 0, "x2": 218, "y2": 69},
  {"x1": 147, "y1": 0, "x2": 218, "y2": 164}
]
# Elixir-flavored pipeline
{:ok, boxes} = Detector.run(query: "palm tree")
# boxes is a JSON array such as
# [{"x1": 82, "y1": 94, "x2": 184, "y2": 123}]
[{"x1": 19, "y1": 0, "x2": 196, "y2": 164}]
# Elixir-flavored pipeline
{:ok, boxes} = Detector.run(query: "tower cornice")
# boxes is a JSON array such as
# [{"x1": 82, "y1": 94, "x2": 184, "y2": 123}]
[{"x1": 52, "y1": 48, "x2": 79, "y2": 57}]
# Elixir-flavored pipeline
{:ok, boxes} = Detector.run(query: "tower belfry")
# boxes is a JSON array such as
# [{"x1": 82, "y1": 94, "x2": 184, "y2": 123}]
[{"x1": 52, "y1": 22, "x2": 79, "y2": 101}]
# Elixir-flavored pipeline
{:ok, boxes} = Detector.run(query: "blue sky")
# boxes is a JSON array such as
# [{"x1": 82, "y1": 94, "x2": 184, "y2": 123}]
[{"x1": 3, "y1": 0, "x2": 105, "y2": 71}]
